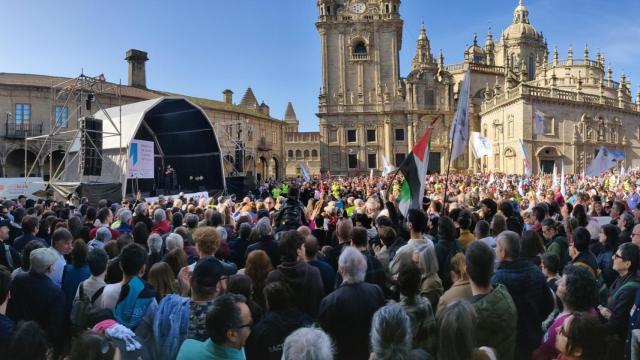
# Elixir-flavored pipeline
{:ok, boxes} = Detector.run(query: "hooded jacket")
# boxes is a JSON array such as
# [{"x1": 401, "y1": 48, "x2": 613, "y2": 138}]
[
  {"x1": 471, "y1": 284, "x2": 517, "y2": 360},
  {"x1": 266, "y1": 261, "x2": 324, "y2": 318},
  {"x1": 245, "y1": 309, "x2": 312, "y2": 360}
]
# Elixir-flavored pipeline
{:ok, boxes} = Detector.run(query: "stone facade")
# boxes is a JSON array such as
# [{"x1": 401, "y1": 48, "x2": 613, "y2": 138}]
[
  {"x1": 283, "y1": 102, "x2": 321, "y2": 177},
  {"x1": 316, "y1": 0, "x2": 640, "y2": 175},
  {"x1": 0, "y1": 51, "x2": 289, "y2": 182}
]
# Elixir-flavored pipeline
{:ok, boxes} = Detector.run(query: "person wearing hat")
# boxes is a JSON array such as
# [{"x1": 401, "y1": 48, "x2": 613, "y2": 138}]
[
  {"x1": 0, "y1": 220, "x2": 20, "y2": 272},
  {"x1": 154, "y1": 256, "x2": 235, "y2": 360},
  {"x1": 7, "y1": 247, "x2": 65, "y2": 356}
]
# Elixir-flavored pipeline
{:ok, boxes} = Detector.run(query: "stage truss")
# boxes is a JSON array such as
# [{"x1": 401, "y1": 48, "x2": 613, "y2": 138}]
[{"x1": 24, "y1": 72, "x2": 124, "y2": 195}]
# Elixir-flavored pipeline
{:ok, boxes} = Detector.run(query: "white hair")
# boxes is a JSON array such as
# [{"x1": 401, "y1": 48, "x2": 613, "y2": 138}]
[
  {"x1": 216, "y1": 226, "x2": 228, "y2": 242},
  {"x1": 165, "y1": 233, "x2": 184, "y2": 251},
  {"x1": 134, "y1": 203, "x2": 147, "y2": 216},
  {"x1": 95, "y1": 227, "x2": 112, "y2": 242},
  {"x1": 282, "y1": 327, "x2": 334, "y2": 360},
  {"x1": 338, "y1": 246, "x2": 367, "y2": 284},
  {"x1": 119, "y1": 209, "x2": 133, "y2": 224},
  {"x1": 147, "y1": 233, "x2": 163, "y2": 254},
  {"x1": 153, "y1": 208, "x2": 166, "y2": 223},
  {"x1": 414, "y1": 241, "x2": 439, "y2": 277},
  {"x1": 370, "y1": 303, "x2": 413, "y2": 360}
]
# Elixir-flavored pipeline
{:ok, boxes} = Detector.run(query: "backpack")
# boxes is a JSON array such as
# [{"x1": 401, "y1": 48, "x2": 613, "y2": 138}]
[{"x1": 70, "y1": 282, "x2": 105, "y2": 333}]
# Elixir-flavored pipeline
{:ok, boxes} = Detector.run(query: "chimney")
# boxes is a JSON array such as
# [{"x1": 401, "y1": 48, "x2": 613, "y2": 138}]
[
  {"x1": 125, "y1": 49, "x2": 149, "y2": 88},
  {"x1": 223, "y1": 89, "x2": 234, "y2": 104}
]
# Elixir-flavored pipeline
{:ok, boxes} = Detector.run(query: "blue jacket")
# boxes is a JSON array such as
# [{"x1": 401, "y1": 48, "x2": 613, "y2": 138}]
[
  {"x1": 61, "y1": 264, "x2": 91, "y2": 316},
  {"x1": 492, "y1": 258, "x2": 554, "y2": 358}
]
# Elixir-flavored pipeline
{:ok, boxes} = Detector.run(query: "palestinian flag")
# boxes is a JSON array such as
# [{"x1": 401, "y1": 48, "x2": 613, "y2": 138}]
[{"x1": 397, "y1": 117, "x2": 438, "y2": 217}]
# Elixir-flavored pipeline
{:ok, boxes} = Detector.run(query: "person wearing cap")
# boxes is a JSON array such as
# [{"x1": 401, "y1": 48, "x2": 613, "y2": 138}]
[
  {"x1": 7, "y1": 247, "x2": 65, "y2": 356},
  {"x1": 154, "y1": 256, "x2": 233, "y2": 360},
  {"x1": 0, "y1": 219, "x2": 20, "y2": 272}
]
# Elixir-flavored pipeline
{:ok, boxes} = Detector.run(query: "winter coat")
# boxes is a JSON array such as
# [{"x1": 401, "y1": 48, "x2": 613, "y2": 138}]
[
  {"x1": 266, "y1": 261, "x2": 324, "y2": 318},
  {"x1": 471, "y1": 284, "x2": 517, "y2": 360},
  {"x1": 492, "y1": 258, "x2": 554, "y2": 358},
  {"x1": 318, "y1": 282, "x2": 385, "y2": 360}
]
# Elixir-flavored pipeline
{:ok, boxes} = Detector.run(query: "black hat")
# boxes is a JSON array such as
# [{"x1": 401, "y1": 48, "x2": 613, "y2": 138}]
[
  {"x1": 192, "y1": 256, "x2": 236, "y2": 288},
  {"x1": 0, "y1": 219, "x2": 11, "y2": 229}
]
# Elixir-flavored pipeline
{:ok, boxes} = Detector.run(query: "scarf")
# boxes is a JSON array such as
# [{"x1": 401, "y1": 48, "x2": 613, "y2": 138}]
[{"x1": 114, "y1": 276, "x2": 153, "y2": 330}]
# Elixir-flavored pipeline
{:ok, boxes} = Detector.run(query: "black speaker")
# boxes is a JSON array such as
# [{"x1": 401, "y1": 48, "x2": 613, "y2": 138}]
[
  {"x1": 234, "y1": 144, "x2": 245, "y2": 173},
  {"x1": 225, "y1": 176, "x2": 256, "y2": 196},
  {"x1": 80, "y1": 117, "x2": 103, "y2": 176}
]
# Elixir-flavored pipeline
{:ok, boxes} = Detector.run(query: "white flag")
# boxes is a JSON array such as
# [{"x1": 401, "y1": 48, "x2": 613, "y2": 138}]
[
  {"x1": 449, "y1": 70, "x2": 471, "y2": 163},
  {"x1": 518, "y1": 139, "x2": 531, "y2": 177},
  {"x1": 586, "y1": 145, "x2": 619, "y2": 177},
  {"x1": 471, "y1": 132, "x2": 492, "y2": 158},
  {"x1": 553, "y1": 163, "x2": 558, "y2": 187},
  {"x1": 533, "y1": 110, "x2": 546, "y2": 135},
  {"x1": 297, "y1": 161, "x2": 311, "y2": 182},
  {"x1": 369, "y1": 168, "x2": 374, "y2": 181},
  {"x1": 381, "y1": 154, "x2": 397, "y2": 177}
]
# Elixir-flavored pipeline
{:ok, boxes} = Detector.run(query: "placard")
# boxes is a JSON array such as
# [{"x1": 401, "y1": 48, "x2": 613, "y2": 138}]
[{"x1": 128, "y1": 140, "x2": 155, "y2": 179}]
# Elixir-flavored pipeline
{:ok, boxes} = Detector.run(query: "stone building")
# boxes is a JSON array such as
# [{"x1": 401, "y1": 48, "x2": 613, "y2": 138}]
[
  {"x1": 0, "y1": 50, "x2": 290, "y2": 182},
  {"x1": 316, "y1": 0, "x2": 640, "y2": 175},
  {"x1": 283, "y1": 102, "x2": 322, "y2": 177},
  {"x1": 316, "y1": 0, "x2": 455, "y2": 175}
]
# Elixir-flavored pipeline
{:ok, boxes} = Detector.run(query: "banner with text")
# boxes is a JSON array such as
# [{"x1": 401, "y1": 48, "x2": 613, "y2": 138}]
[
  {"x1": 128, "y1": 140, "x2": 155, "y2": 179},
  {"x1": 0, "y1": 177, "x2": 45, "y2": 200}
]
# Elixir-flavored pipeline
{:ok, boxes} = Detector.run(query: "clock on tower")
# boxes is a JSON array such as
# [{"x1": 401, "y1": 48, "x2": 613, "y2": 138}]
[{"x1": 350, "y1": 2, "x2": 366, "y2": 14}]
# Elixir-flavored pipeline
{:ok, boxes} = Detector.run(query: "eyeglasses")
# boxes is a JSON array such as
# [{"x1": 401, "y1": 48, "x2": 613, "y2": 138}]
[{"x1": 614, "y1": 253, "x2": 625, "y2": 260}]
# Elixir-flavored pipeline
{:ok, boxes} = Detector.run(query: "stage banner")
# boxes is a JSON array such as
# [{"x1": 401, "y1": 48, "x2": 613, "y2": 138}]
[
  {"x1": 128, "y1": 140, "x2": 155, "y2": 179},
  {"x1": 0, "y1": 177, "x2": 45, "y2": 200}
]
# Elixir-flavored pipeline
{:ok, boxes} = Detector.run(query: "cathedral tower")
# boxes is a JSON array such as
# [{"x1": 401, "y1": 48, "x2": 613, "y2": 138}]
[{"x1": 317, "y1": 0, "x2": 405, "y2": 174}]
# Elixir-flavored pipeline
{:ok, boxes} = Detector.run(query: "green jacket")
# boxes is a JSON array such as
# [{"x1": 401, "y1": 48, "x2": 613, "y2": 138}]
[
  {"x1": 546, "y1": 235, "x2": 569, "y2": 271},
  {"x1": 472, "y1": 284, "x2": 517, "y2": 360}
]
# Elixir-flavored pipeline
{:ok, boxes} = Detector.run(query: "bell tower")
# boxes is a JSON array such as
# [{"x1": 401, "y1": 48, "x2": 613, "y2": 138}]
[{"x1": 317, "y1": 0, "x2": 404, "y2": 174}]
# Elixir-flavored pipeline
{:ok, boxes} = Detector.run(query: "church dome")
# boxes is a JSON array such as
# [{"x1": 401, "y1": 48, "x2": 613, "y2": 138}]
[{"x1": 502, "y1": 0, "x2": 540, "y2": 40}]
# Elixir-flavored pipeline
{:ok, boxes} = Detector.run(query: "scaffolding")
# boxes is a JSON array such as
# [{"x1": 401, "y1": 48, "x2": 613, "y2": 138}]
[
  {"x1": 213, "y1": 115, "x2": 254, "y2": 177},
  {"x1": 24, "y1": 72, "x2": 124, "y2": 198}
]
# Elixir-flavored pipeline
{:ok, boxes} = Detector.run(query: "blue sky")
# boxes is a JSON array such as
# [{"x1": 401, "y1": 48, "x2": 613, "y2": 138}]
[{"x1": 1, "y1": 0, "x2": 639, "y2": 131}]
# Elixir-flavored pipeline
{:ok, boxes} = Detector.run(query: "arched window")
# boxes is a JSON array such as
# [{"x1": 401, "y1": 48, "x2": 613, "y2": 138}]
[
  {"x1": 354, "y1": 42, "x2": 367, "y2": 55},
  {"x1": 304, "y1": 150, "x2": 310, "y2": 158},
  {"x1": 312, "y1": 149, "x2": 318, "y2": 158},
  {"x1": 295, "y1": 150, "x2": 302, "y2": 158},
  {"x1": 288, "y1": 150, "x2": 293, "y2": 158}
]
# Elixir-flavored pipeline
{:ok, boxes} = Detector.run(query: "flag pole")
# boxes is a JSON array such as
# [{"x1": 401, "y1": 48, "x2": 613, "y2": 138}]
[{"x1": 443, "y1": 114, "x2": 455, "y2": 216}]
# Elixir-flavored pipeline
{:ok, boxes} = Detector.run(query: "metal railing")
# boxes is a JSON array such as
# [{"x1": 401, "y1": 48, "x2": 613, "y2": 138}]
[{"x1": 4, "y1": 121, "x2": 45, "y2": 138}]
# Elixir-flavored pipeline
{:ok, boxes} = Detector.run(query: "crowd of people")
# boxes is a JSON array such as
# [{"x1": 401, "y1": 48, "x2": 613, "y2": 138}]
[{"x1": 0, "y1": 170, "x2": 639, "y2": 359}]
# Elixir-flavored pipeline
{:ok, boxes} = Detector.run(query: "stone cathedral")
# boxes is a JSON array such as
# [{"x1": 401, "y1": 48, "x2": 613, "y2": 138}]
[{"x1": 314, "y1": 0, "x2": 640, "y2": 175}]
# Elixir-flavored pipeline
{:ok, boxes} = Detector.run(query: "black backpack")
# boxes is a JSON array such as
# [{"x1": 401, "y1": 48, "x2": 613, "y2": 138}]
[{"x1": 70, "y1": 283, "x2": 105, "y2": 333}]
